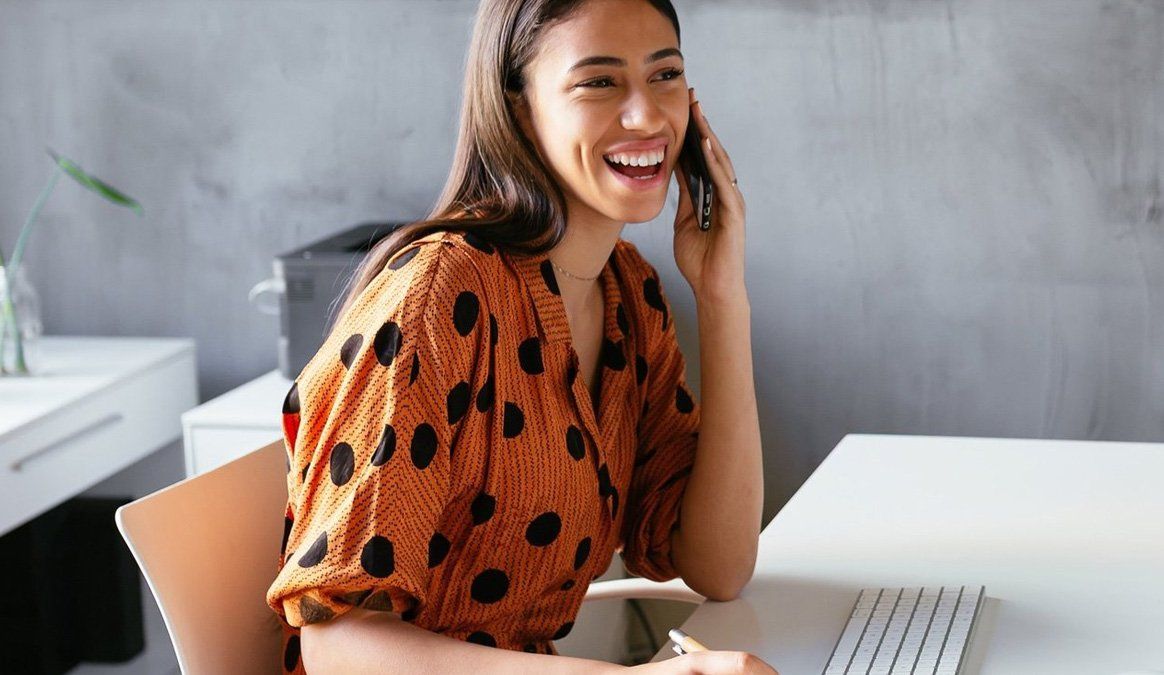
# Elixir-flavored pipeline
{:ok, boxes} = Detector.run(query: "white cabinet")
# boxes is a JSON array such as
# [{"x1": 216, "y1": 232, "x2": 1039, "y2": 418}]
[
  {"x1": 181, "y1": 369, "x2": 287, "y2": 476},
  {"x1": 0, "y1": 336, "x2": 197, "y2": 536}
]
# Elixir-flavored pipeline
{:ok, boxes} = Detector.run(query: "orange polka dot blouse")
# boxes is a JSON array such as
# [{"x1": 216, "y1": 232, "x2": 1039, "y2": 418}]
[{"x1": 265, "y1": 229, "x2": 701, "y2": 671}]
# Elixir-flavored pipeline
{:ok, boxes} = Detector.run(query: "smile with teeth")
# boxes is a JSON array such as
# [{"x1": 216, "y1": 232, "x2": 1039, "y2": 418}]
[{"x1": 603, "y1": 148, "x2": 665, "y2": 180}]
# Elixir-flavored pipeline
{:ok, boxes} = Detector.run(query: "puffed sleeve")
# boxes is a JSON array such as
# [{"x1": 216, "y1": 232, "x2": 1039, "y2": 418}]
[
  {"x1": 620, "y1": 270, "x2": 700, "y2": 582},
  {"x1": 266, "y1": 240, "x2": 490, "y2": 627}
]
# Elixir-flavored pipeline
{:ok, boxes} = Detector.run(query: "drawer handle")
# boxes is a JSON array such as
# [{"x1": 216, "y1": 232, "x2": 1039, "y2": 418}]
[{"x1": 9, "y1": 412, "x2": 125, "y2": 472}]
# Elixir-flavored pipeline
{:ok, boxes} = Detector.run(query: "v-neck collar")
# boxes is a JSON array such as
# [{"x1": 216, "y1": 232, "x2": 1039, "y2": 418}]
[{"x1": 508, "y1": 242, "x2": 633, "y2": 520}]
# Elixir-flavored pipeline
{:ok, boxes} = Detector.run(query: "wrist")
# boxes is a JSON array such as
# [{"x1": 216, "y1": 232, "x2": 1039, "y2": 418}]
[
  {"x1": 693, "y1": 276, "x2": 748, "y2": 309},
  {"x1": 695, "y1": 288, "x2": 750, "y2": 318}
]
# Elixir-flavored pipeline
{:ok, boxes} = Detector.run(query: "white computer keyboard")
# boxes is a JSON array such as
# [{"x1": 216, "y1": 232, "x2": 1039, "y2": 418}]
[{"x1": 823, "y1": 585, "x2": 985, "y2": 675}]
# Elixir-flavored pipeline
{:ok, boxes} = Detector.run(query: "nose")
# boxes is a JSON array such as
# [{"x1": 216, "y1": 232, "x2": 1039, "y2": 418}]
[{"x1": 619, "y1": 85, "x2": 668, "y2": 133}]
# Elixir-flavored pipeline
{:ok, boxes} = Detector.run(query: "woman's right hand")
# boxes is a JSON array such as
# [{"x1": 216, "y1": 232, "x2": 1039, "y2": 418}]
[{"x1": 628, "y1": 650, "x2": 780, "y2": 675}]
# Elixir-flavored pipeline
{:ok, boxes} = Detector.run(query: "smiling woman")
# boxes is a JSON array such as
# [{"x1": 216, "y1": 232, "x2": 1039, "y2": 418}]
[{"x1": 263, "y1": 0, "x2": 767, "y2": 673}]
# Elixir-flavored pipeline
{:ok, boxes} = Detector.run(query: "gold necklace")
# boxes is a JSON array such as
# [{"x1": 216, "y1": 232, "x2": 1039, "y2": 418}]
[{"x1": 549, "y1": 258, "x2": 601, "y2": 281}]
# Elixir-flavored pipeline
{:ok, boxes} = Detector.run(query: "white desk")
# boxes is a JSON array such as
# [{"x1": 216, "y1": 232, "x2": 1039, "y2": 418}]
[
  {"x1": 180, "y1": 368, "x2": 288, "y2": 476},
  {"x1": 0, "y1": 336, "x2": 197, "y2": 536},
  {"x1": 654, "y1": 434, "x2": 1164, "y2": 674}
]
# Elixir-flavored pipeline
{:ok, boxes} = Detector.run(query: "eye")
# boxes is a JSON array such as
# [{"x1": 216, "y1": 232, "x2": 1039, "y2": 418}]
[
  {"x1": 579, "y1": 76, "x2": 616, "y2": 89},
  {"x1": 576, "y1": 68, "x2": 685, "y2": 89}
]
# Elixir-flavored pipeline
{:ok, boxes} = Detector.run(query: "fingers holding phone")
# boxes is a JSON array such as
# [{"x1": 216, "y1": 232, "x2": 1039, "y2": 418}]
[{"x1": 688, "y1": 88, "x2": 746, "y2": 228}]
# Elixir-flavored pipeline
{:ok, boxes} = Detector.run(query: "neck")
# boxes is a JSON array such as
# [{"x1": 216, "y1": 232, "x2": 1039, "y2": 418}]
[{"x1": 549, "y1": 201, "x2": 625, "y2": 303}]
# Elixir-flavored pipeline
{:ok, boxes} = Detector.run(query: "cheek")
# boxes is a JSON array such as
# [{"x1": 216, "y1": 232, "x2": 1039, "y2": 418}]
[{"x1": 542, "y1": 107, "x2": 609, "y2": 173}]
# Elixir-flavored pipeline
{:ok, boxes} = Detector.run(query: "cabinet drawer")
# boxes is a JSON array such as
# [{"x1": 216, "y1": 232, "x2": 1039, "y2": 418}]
[{"x1": 0, "y1": 352, "x2": 197, "y2": 534}]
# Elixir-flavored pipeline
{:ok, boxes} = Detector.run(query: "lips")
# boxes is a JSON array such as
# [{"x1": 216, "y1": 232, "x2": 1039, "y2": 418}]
[{"x1": 603, "y1": 137, "x2": 669, "y2": 154}]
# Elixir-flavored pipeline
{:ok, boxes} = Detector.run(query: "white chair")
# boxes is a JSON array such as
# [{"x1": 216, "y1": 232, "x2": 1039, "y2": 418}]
[{"x1": 116, "y1": 440, "x2": 704, "y2": 674}]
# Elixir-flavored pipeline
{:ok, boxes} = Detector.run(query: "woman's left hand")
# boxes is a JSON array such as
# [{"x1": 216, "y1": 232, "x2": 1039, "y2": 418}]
[{"x1": 673, "y1": 86, "x2": 748, "y2": 304}]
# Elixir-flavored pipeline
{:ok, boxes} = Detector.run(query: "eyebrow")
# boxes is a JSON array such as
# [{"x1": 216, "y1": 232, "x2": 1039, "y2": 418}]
[{"x1": 566, "y1": 47, "x2": 683, "y2": 73}]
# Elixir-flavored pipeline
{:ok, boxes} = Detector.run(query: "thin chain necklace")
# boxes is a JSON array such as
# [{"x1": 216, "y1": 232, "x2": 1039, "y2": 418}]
[{"x1": 549, "y1": 257, "x2": 601, "y2": 281}]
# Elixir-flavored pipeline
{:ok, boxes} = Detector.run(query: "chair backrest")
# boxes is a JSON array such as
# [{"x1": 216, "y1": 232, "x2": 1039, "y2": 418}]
[{"x1": 115, "y1": 439, "x2": 287, "y2": 675}]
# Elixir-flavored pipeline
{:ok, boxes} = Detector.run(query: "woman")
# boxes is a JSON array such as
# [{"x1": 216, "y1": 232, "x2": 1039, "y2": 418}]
[{"x1": 265, "y1": 0, "x2": 771, "y2": 672}]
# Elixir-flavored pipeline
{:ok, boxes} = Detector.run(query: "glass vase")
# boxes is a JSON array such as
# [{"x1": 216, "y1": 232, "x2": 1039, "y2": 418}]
[{"x1": 0, "y1": 263, "x2": 44, "y2": 376}]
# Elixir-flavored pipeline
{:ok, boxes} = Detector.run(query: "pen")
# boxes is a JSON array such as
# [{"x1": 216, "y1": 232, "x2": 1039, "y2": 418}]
[{"x1": 668, "y1": 627, "x2": 709, "y2": 656}]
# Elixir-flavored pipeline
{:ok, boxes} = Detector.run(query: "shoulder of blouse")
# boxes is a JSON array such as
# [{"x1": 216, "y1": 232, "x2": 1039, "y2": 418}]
[{"x1": 367, "y1": 229, "x2": 504, "y2": 307}]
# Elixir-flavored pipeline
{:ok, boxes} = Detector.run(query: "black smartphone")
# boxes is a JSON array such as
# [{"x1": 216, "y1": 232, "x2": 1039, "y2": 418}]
[{"x1": 679, "y1": 108, "x2": 714, "y2": 230}]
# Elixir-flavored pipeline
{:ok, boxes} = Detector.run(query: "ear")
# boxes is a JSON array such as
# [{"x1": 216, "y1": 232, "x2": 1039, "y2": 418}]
[{"x1": 507, "y1": 90, "x2": 535, "y2": 141}]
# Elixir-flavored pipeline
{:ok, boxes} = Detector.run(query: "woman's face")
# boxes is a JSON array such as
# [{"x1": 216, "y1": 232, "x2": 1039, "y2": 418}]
[{"x1": 512, "y1": 0, "x2": 689, "y2": 228}]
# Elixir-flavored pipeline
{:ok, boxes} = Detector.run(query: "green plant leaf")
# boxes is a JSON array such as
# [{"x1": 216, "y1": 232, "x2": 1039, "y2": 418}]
[{"x1": 46, "y1": 148, "x2": 143, "y2": 215}]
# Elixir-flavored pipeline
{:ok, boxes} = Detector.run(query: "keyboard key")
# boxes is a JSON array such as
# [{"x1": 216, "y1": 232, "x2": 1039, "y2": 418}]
[{"x1": 824, "y1": 585, "x2": 984, "y2": 674}]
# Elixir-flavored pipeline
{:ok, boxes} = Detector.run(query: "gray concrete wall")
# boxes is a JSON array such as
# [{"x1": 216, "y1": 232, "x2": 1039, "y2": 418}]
[{"x1": 2, "y1": 0, "x2": 1162, "y2": 526}]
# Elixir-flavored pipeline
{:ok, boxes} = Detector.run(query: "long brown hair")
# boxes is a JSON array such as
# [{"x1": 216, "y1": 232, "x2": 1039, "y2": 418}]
[{"x1": 328, "y1": 0, "x2": 681, "y2": 335}]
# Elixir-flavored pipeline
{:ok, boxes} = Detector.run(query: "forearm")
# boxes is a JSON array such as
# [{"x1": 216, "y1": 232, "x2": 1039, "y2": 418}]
[
  {"x1": 671, "y1": 292, "x2": 762, "y2": 600},
  {"x1": 302, "y1": 608, "x2": 626, "y2": 674}
]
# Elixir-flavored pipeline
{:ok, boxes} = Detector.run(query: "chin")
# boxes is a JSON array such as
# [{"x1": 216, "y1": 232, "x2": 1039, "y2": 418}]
[{"x1": 619, "y1": 201, "x2": 667, "y2": 224}]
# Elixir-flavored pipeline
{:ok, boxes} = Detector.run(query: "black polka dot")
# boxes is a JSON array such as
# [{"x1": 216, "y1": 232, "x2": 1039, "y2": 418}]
[
  {"x1": 475, "y1": 373, "x2": 495, "y2": 412},
  {"x1": 676, "y1": 385, "x2": 694, "y2": 413},
  {"x1": 338, "y1": 589, "x2": 372, "y2": 607},
  {"x1": 340, "y1": 333, "x2": 363, "y2": 369},
  {"x1": 634, "y1": 446, "x2": 657, "y2": 468},
  {"x1": 387, "y1": 247, "x2": 419, "y2": 270},
  {"x1": 601, "y1": 338, "x2": 626, "y2": 371},
  {"x1": 609, "y1": 486, "x2": 620, "y2": 517},
  {"x1": 503, "y1": 402, "x2": 524, "y2": 438},
  {"x1": 471, "y1": 493, "x2": 496, "y2": 525},
  {"x1": 525, "y1": 511, "x2": 562, "y2": 546},
  {"x1": 329, "y1": 442, "x2": 355, "y2": 486},
  {"x1": 463, "y1": 231, "x2": 495, "y2": 254},
  {"x1": 281, "y1": 516, "x2": 293, "y2": 555},
  {"x1": 616, "y1": 303, "x2": 629, "y2": 336},
  {"x1": 298, "y1": 596, "x2": 335, "y2": 623},
  {"x1": 643, "y1": 276, "x2": 668, "y2": 330},
  {"x1": 574, "y1": 537, "x2": 591, "y2": 570},
  {"x1": 470, "y1": 568, "x2": 509, "y2": 604},
  {"x1": 283, "y1": 634, "x2": 300, "y2": 672},
  {"x1": 518, "y1": 337, "x2": 544, "y2": 374},
  {"x1": 362, "y1": 591, "x2": 393, "y2": 612},
  {"x1": 635, "y1": 354, "x2": 648, "y2": 385},
  {"x1": 428, "y1": 532, "x2": 451, "y2": 568},
  {"x1": 540, "y1": 259, "x2": 560, "y2": 295},
  {"x1": 453, "y1": 291, "x2": 480, "y2": 336},
  {"x1": 489, "y1": 314, "x2": 498, "y2": 346},
  {"x1": 409, "y1": 352, "x2": 420, "y2": 384},
  {"x1": 552, "y1": 622, "x2": 574, "y2": 640},
  {"x1": 560, "y1": 579, "x2": 575, "y2": 590},
  {"x1": 371, "y1": 424, "x2": 396, "y2": 466},
  {"x1": 411, "y1": 423, "x2": 438, "y2": 469},
  {"x1": 360, "y1": 536, "x2": 395, "y2": 578},
  {"x1": 283, "y1": 382, "x2": 300, "y2": 414},
  {"x1": 297, "y1": 531, "x2": 328, "y2": 568},
  {"x1": 374, "y1": 321, "x2": 403, "y2": 367},
  {"x1": 565, "y1": 426, "x2": 585, "y2": 461},
  {"x1": 596, "y1": 464, "x2": 612, "y2": 497},
  {"x1": 467, "y1": 631, "x2": 497, "y2": 647},
  {"x1": 447, "y1": 381, "x2": 471, "y2": 424}
]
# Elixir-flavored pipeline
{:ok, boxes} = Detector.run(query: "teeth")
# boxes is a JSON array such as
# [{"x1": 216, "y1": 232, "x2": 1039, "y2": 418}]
[{"x1": 604, "y1": 149, "x2": 664, "y2": 167}]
